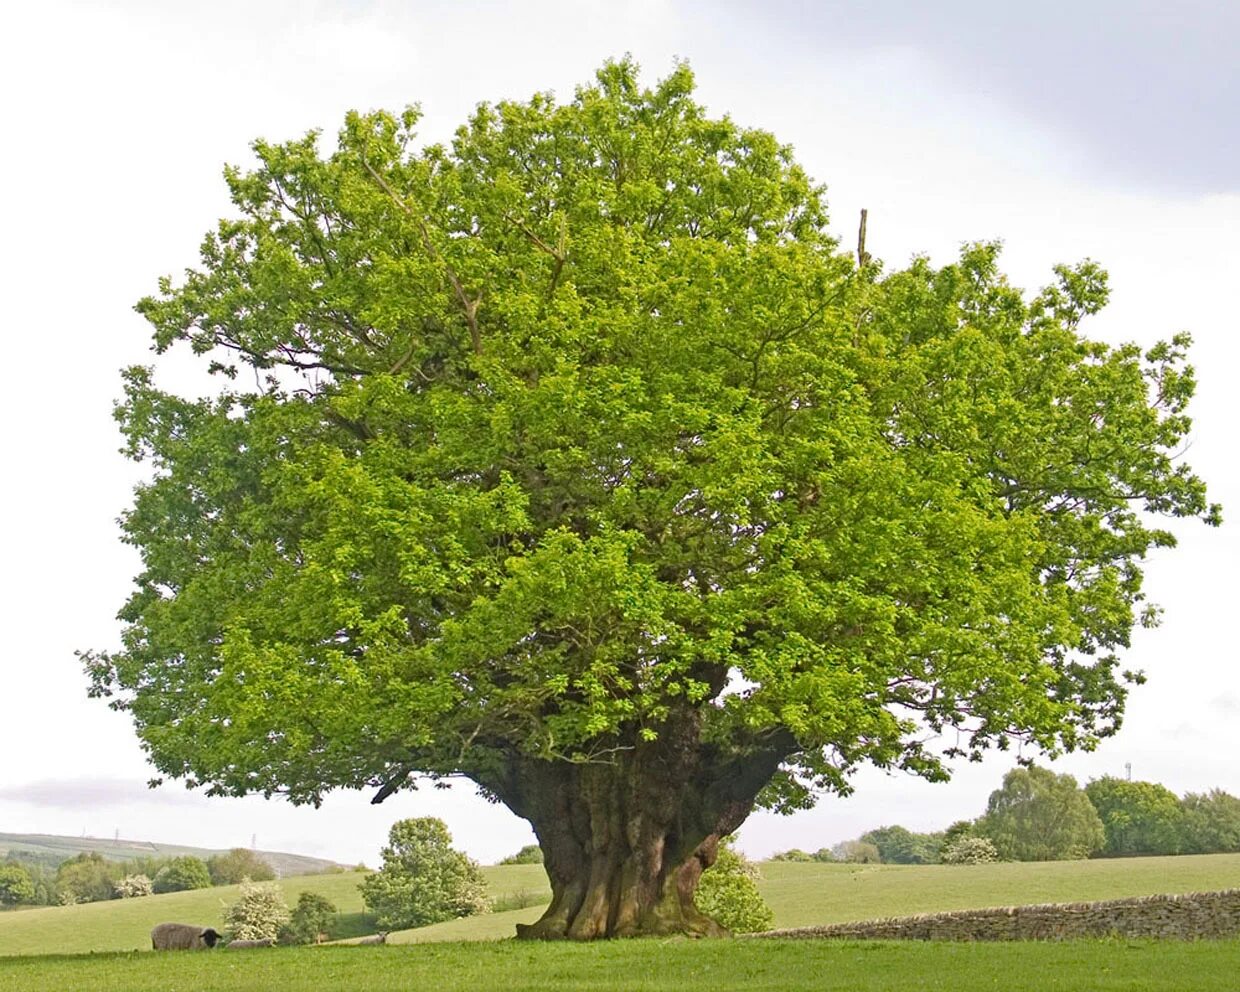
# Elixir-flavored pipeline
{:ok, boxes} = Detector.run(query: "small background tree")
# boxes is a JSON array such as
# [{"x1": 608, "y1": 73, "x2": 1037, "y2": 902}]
[
  {"x1": 113, "y1": 874, "x2": 154, "y2": 898},
  {"x1": 859, "y1": 825, "x2": 944, "y2": 864},
  {"x1": 498, "y1": 844, "x2": 543, "y2": 865},
  {"x1": 1085, "y1": 777, "x2": 1183, "y2": 856},
  {"x1": 768, "y1": 849, "x2": 815, "y2": 863},
  {"x1": 281, "y1": 891, "x2": 338, "y2": 944},
  {"x1": 359, "y1": 818, "x2": 489, "y2": 931},
  {"x1": 831, "y1": 840, "x2": 882, "y2": 864},
  {"x1": 0, "y1": 864, "x2": 36, "y2": 907},
  {"x1": 693, "y1": 841, "x2": 774, "y2": 934},
  {"x1": 208, "y1": 848, "x2": 277, "y2": 885},
  {"x1": 977, "y1": 766, "x2": 1105, "y2": 861},
  {"x1": 55, "y1": 853, "x2": 119, "y2": 904},
  {"x1": 222, "y1": 878, "x2": 291, "y2": 941},
  {"x1": 153, "y1": 856, "x2": 212, "y2": 893}
]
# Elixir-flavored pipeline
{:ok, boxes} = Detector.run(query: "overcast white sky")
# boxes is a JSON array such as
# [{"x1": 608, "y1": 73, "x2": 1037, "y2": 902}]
[{"x1": 1, "y1": 0, "x2": 1237, "y2": 867}]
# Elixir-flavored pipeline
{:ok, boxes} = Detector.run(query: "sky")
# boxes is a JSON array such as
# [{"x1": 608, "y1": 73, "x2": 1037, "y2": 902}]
[{"x1": 1, "y1": 0, "x2": 1237, "y2": 868}]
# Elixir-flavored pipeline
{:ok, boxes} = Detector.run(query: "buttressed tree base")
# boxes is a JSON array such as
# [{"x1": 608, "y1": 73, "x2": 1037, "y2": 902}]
[{"x1": 84, "y1": 60, "x2": 1219, "y2": 939}]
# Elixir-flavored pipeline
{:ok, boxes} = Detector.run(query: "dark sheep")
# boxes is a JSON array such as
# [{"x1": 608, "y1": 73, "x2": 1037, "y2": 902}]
[{"x1": 151, "y1": 922, "x2": 222, "y2": 950}]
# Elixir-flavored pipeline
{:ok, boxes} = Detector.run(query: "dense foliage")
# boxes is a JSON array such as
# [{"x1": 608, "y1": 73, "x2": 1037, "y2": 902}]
[
  {"x1": 976, "y1": 766, "x2": 1105, "y2": 861},
  {"x1": 153, "y1": 856, "x2": 212, "y2": 893},
  {"x1": 56, "y1": 853, "x2": 120, "y2": 905},
  {"x1": 693, "y1": 843, "x2": 774, "y2": 933},
  {"x1": 282, "y1": 891, "x2": 338, "y2": 944},
  {"x1": 0, "y1": 864, "x2": 36, "y2": 906},
  {"x1": 358, "y1": 818, "x2": 489, "y2": 930},
  {"x1": 1085, "y1": 777, "x2": 1183, "y2": 856},
  {"x1": 223, "y1": 878, "x2": 291, "y2": 941},
  {"x1": 498, "y1": 844, "x2": 544, "y2": 865},
  {"x1": 208, "y1": 848, "x2": 277, "y2": 885},
  {"x1": 113, "y1": 874, "x2": 154, "y2": 898},
  {"x1": 82, "y1": 59, "x2": 1217, "y2": 938},
  {"x1": 1179, "y1": 790, "x2": 1240, "y2": 855},
  {"x1": 941, "y1": 837, "x2": 1000, "y2": 865},
  {"x1": 859, "y1": 825, "x2": 944, "y2": 865},
  {"x1": 832, "y1": 840, "x2": 882, "y2": 864}
]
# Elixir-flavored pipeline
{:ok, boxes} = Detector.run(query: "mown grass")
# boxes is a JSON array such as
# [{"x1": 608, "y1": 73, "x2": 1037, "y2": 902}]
[{"x1": 3, "y1": 938, "x2": 1239, "y2": 991}]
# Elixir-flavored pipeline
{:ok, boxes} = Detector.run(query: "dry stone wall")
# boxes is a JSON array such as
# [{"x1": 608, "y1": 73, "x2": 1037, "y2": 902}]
[{"x1": 755, "y1": 890, "x2": 1240, "y2": 941}]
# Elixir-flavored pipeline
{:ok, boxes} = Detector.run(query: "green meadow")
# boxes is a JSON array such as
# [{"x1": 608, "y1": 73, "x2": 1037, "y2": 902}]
[
  {"x1": 2, "y1": 939, "x2": 1239, "y2": 992},
  {"x1": 2, "y1": 853, "x2": 1238, "y2": 956}
]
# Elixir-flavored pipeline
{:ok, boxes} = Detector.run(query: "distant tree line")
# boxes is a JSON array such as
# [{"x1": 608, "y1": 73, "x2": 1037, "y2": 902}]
[
  {"x1": 0, "y1": 847, "x2": 280, "y2": 909},
  {"x1": 767, "y1": 767, "x2": 1240, "y2": 867}
]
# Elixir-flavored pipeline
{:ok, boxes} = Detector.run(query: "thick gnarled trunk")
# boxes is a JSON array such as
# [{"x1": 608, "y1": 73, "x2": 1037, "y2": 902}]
[{"x1": 487, "y1": 720, "x2": 791, "y2": 940}]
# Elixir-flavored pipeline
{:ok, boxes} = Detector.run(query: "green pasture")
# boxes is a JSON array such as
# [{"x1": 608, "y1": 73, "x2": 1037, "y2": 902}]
[
  {"x1": 390, "y1": 852, "x2": 1240, "y2": 944},
  {"x1": 3, "y1": 854, "x2": 1239, "y2": 957},
  {"x1": 754, "y1": 852, "x2": 1240, "y2": 930},
  {"x1": 3, "y1": 938, "x2": 1240, "y2": 992}
]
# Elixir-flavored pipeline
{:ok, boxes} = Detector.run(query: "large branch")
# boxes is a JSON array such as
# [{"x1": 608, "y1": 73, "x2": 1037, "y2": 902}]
[{"x1": 361, "y1": 160, "x2": 483, "y2": 355}]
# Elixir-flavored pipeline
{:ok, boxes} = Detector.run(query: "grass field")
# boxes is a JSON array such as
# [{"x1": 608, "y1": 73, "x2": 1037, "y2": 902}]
[
  {"x1": 389, "y1": 852, "x2": 1240, "y2": 944},
  {"x1": 3, "y1": 853, "x2": 1238, "y2": 956},
  {"x1": 0, "y1": 864, "x2": 550, "y2": 955},
  {"x1": 2, "y1": 938, "x2": 1239, "y2": 991}
]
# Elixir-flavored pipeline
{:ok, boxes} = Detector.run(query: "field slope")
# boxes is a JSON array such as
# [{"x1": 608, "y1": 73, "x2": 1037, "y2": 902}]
[
  {"x1": 3, "y1": 853, "x2": 1238, "y2": 956},
  {"x1": 390, "y1": 853, "x2": 1240, "y2": 943}
]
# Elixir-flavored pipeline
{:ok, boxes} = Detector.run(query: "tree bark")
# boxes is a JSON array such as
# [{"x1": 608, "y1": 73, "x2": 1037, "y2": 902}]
[{"x1": 484, "y1": 718, "x2": 793, "y2": 940}]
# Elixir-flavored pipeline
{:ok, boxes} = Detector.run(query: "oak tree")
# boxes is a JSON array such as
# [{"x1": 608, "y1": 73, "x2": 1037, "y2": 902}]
[
  {"x1": 977, "y1": 765, "x2": 1105, "y2": 861},
  {"x1": 84, "y1": 60, "x2": 1218, "y2": 938}
]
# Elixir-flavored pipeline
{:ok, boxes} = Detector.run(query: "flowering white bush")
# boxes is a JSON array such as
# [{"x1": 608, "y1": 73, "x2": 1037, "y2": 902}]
[
  {"x1": 114, "y1": 874, "x2": 154, "y2": 898},
  {"x1": 222, "y1": 878, "x2": 291, "y2": 941}
]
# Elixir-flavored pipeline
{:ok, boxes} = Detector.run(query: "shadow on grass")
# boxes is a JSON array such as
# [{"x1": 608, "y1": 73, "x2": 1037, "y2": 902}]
[{"x1": 328, "y1": 911, "x2": 381, "y2": 940}]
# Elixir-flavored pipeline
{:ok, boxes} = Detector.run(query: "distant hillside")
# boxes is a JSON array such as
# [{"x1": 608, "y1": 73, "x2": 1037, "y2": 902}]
[{"x1": 0, "y1": 832, "x2": 343, "y2": 878}]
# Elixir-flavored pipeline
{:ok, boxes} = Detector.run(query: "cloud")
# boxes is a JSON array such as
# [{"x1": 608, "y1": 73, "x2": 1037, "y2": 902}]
[
  {"x1": 720, "y1": 0, "x2": 1240, "y2": 194},
  {"x1": 0, "y1": 778, "x2": 206, "y2": 811},
  {"x1": 1211, "y1": 694, "x2": 1240, "y2": 716}
]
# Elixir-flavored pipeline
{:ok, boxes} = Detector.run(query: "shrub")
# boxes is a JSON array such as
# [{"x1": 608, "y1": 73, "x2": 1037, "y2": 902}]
[
  {"x1": 153, "y1": 856, "x2": 212, "y2": 893},
  {"x1": 812, "y1": 848, "x2": 836, "y2": 863},
  {"x1": 208, "y1": 848, "x2": 276, "y2": 885},
  {"x1": 498, "y1": 844, "x2": 544, "y2": 865},
  {"x1": 832, "y1": 840, "x2": 881, "y2": 864},
  {"x1": 113, "y1": 874, "x2": 154, "y2": 898},
  {"x1": 359, "y1": 818, "x2": 490, "y2": 930},
  {"x1": 694, "y1": 842, "x2": 775, "y2": 934},
  {"x1": 768, "y1": 848, "x2": 815, "y2": 862},
  {"x1": 281, "y1": 891, "x2": 338, "y2": 944},
  {"x1": 222, "y1": 879, "x2": 291, "y2": 941},
  {"x1": 941, "y1": 837, "x2": 1000, "y2": 865}
]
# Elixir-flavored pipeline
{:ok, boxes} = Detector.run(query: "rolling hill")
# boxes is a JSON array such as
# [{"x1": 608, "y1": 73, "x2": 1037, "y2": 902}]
[{"x1": 0, "y1": 831, "x2": 343, "y2": 878}]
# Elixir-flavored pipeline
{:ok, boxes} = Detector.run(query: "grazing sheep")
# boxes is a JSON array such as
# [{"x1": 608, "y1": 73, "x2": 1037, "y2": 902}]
[
  {"x1": 151, "y1": 923, "x2": 222, "y2": 950},
  {"x1": 225, "y1": 937, "x2": 276, "y2": 949},
  {"x1": 357, "y1": 932, "x2": 388, "y2": 945}
]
